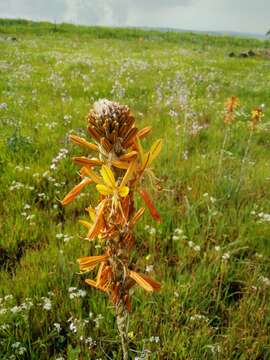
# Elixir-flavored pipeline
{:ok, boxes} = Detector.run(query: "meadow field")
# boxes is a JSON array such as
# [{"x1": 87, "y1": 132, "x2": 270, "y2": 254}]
[{"x1": 1, "y1": 19, "x2": 270, "y2": 359}]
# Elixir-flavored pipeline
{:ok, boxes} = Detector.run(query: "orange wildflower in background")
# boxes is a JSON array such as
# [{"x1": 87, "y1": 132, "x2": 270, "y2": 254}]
[
  {"x1": 224, "y1": 96, "x2": 238, "y2": 124},
  {"x1": 249, "y1": 107, "x2": 264, "y2": 128}
]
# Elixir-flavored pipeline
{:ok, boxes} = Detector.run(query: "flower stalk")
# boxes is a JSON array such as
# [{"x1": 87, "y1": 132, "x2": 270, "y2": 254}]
[{"x1": 61, "y1": 99, "x2": 162, "y2": 359}]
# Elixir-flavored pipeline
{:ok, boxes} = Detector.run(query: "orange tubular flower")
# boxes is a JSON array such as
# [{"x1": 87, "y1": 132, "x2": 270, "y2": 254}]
[
  {"x1": 60, "y1": 178, "x2": 92, "y2": 205},
  {"x1": 224, "y1": 96, "x2": 239, "y2": 125},
  {"x1": 61, "y1": 99, "x2": 162, "y2": 357}
]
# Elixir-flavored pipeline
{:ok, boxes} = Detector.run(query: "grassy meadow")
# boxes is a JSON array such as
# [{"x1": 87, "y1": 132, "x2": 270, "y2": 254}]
[{"x1": 1, "y1": 19, "x2": 270, "y2": 359}]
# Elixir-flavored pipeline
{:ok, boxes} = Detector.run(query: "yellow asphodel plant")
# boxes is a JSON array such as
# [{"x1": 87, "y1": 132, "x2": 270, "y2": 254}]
[{"x1": 60, "y1": 99, "x2": 162, "y2": 359}]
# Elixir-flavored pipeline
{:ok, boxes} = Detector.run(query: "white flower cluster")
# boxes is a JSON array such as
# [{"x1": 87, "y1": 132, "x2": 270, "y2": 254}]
[
  {"x1": 15, "y1": 165, "x2": 30, "y2": 172},
  {"x1": 9, "y1": 181, "x2": 34, "y2": 191},
  {"x1": 145, "y1": 225, "x2": 156, "y2": 235},
  {"x1": 0, "y1": 296, "x2": 33, "y2": 315},
  {"x1": 56, "y1": 233, "x2": 74, "y2": 243},
  {"x1": 11, "y1": 342, "x2": 27, "y2": 355},
  {"x1": 188, "y1": 241, "x2": 201, "y2": 252},
  {"x1": 50, "y1": 148, "x2": 68, "y2": 171},
  {"x1": 189, "y1": 314, "x2": 209, "y2": 322},
  {"x1": 172, "y1": 228, "x2": 187, "y2": 241},
  {"x1": 68, "y1": 287, "x2": 87, "y2": 300},
  {"x1": 258, "y1": 276, "x2": 270, "y2": 287},
  {"x1": 41, "y1": 297, "x2": 52, "y2": 311},
  {"x1": 149, "y1": 336, "x2": 160, "y2": 343}
]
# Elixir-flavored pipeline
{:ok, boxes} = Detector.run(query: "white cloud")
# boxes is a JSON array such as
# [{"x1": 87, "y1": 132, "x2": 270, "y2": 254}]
[{"x1": 0, "y1": 0, "x2": 268, "y2": 34}]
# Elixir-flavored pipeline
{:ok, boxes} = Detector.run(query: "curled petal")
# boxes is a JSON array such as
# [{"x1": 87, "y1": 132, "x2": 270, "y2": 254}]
[
  {"x1": 87, "y1": 201, "x2": 106, "y2": 240},
  {"x1": 121, "y1": 159, "x2": 137, "y2": 187},
  {"x1": 137, "y1": 126, "x2": 152, "y2": 139},
  {"x1": 119, "y1": 151, "x2": 138, "y2": 161},
  {"x1": 78, "y1": 254, "x2": 109, "y2": 272},
  {"x1": 85, "y1": 278, "x2": 107, "y2": 292},
  {"x1": 96, "y1": 184, "x2": 113, "y2": 196},
  {"x1": 139, "y1": 189, "x2": 161, "y2": 222},
  {"x1": 69, "y1": 134, "x2": 98, "y2": 151},
  {"x1": 85, "y1": 278, "x2": 97, "y2": 288},
  {"x1": 100, "y1": 165, "x2": 116, "y2": 188},
  {"x1": 111, "y1": 160, "x2": 129, "y2": 169},
  {"x1": 149, "y1": 139, "x2": 163, "y2": 165},
  {"x1": 73, "y1": 156, "x2": 103, "y2": 167},
  {"x1": 141, "y1": 152, "x2": 151, "y2": 174},
  {"x1": 118, "y1": 186, "x2": 129, "y2": 197},
  {"x1": 79, "y1": 220, "x2": 92, "y2": 229},
  {"x1": 129, "y1": 207, "x2": 145, "y2": 228},
  {"x1": 83, "y1": 167, "x2": 103, "y2": 183},
  {"x1": 138, "y1": 273, "x2": 161, "y2": 291},
  {"x1": 123, "y1": 127, "x2": 138, "y2": 148},
  {"x1": 129, "y1": 271, "x2": 161, "y2": 292},
  {"x1": 60, "y1": 178, "x2": 92, "y2": 205},
  {"x1": 86, "y1": 206, "x2": 96, "y2": 221}
]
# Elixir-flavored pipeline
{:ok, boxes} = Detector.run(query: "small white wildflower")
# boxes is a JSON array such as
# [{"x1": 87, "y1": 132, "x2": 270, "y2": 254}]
[
  {"x1": 149, "y1": 227, "x2": 156, "y2": 235},
  {"x1": 10, "y1": 306, "x2": 21, "y2": 314},
  {"x1": 149, "y1": 335, "x2": 160, "y2": 343},
  {"x1": 222, "y1": 252, "x2": 230, "y2": 260},
  {"x1": 145, "y1": 265, "x2": 154, "y2": 273},
  {"x1": 182, "y1": 150, "x2": 189, "y2": 160},
  {"x1": 206, "y1": 344, "x2": 221, "y2": 354},
  {"x1": 190, "y1": 314, "x2": 208, "y2": 322},
  {"x1": 69, "y1": 322, "x2": 77, "y2": 333},
  {"x1": 259, "y1": 276, "x2": 270, "y2": 287},
  {"x1": 0, "y1": 324, "x2": 10, "y2": 330},
  {"x1": 42, "y1": 297, "x2": 52, "y2": 311},
  {"x1": 17, "y1": 347, "x2": 27, "y2": 355},
  {"x1": 188, "y1": 241, "x2": 194, "y2": 248},
  {"x1": 54, "y1": 323, "x2": 61, "y2": 333},
  {"x1": 174, "y1": 228, "x2": 183, "y2": 235},
  {"x1": 68, "y1": 287, "x2": 77, "y2": 292},
  {"x1": 69, "y1": 293, "x2": 77, "y2": 300},
  {"x1": 78, "y1": 289, "x2": 86, "y2": 297},
  {"x1": 0, "y1": 103, "x2": 8, "y2": 110}
]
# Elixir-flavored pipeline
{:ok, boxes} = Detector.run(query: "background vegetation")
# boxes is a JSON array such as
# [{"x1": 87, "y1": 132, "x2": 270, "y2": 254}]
[{"x1": 0, "y1": 19, "x2": 270, "y2": 359}]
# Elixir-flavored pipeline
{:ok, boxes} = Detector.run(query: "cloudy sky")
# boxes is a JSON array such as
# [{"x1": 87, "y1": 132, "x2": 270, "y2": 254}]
[{"x1": 0, "y1": 0, "x2": 269, "y2": 35}]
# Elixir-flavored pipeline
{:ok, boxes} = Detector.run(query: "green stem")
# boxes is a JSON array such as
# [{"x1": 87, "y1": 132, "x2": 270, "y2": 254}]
[
  {"x1": 116, "y1": 302, "x2": 129, "y2": 360},
  {"x1": 236, "y1": 130, "x2": 253, "y2": 194},
  {"x1": 217, "y1": 126, "x2": 230, "y2": 178}
]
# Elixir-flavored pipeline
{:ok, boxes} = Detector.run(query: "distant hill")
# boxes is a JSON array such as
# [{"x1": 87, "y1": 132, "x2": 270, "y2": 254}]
[
  {"x1": 0, "y1": 18, "x2": 268, "y2": 45},
  {"x1": 146, "y1": 27, "x2": 267, "y2": 40}
]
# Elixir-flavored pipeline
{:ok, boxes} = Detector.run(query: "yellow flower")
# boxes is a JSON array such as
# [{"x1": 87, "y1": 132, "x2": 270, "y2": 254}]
[
  {"x1": 96, "y1": 165, "x2": 129, "y2": 197},
  {"x1": 128, "y1": 331, "x2": 134, "y2": 339}
]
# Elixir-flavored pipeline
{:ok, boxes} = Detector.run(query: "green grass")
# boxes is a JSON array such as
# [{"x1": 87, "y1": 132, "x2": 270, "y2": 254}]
[{"x1": 0, "y1": 18, "x2": 270, "y2": 359}]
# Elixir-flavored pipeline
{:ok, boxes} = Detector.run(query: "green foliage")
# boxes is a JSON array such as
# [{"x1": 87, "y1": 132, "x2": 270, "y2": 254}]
[{"x1": 0, "y1": 18, "x2": 270, "y2": 359}]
